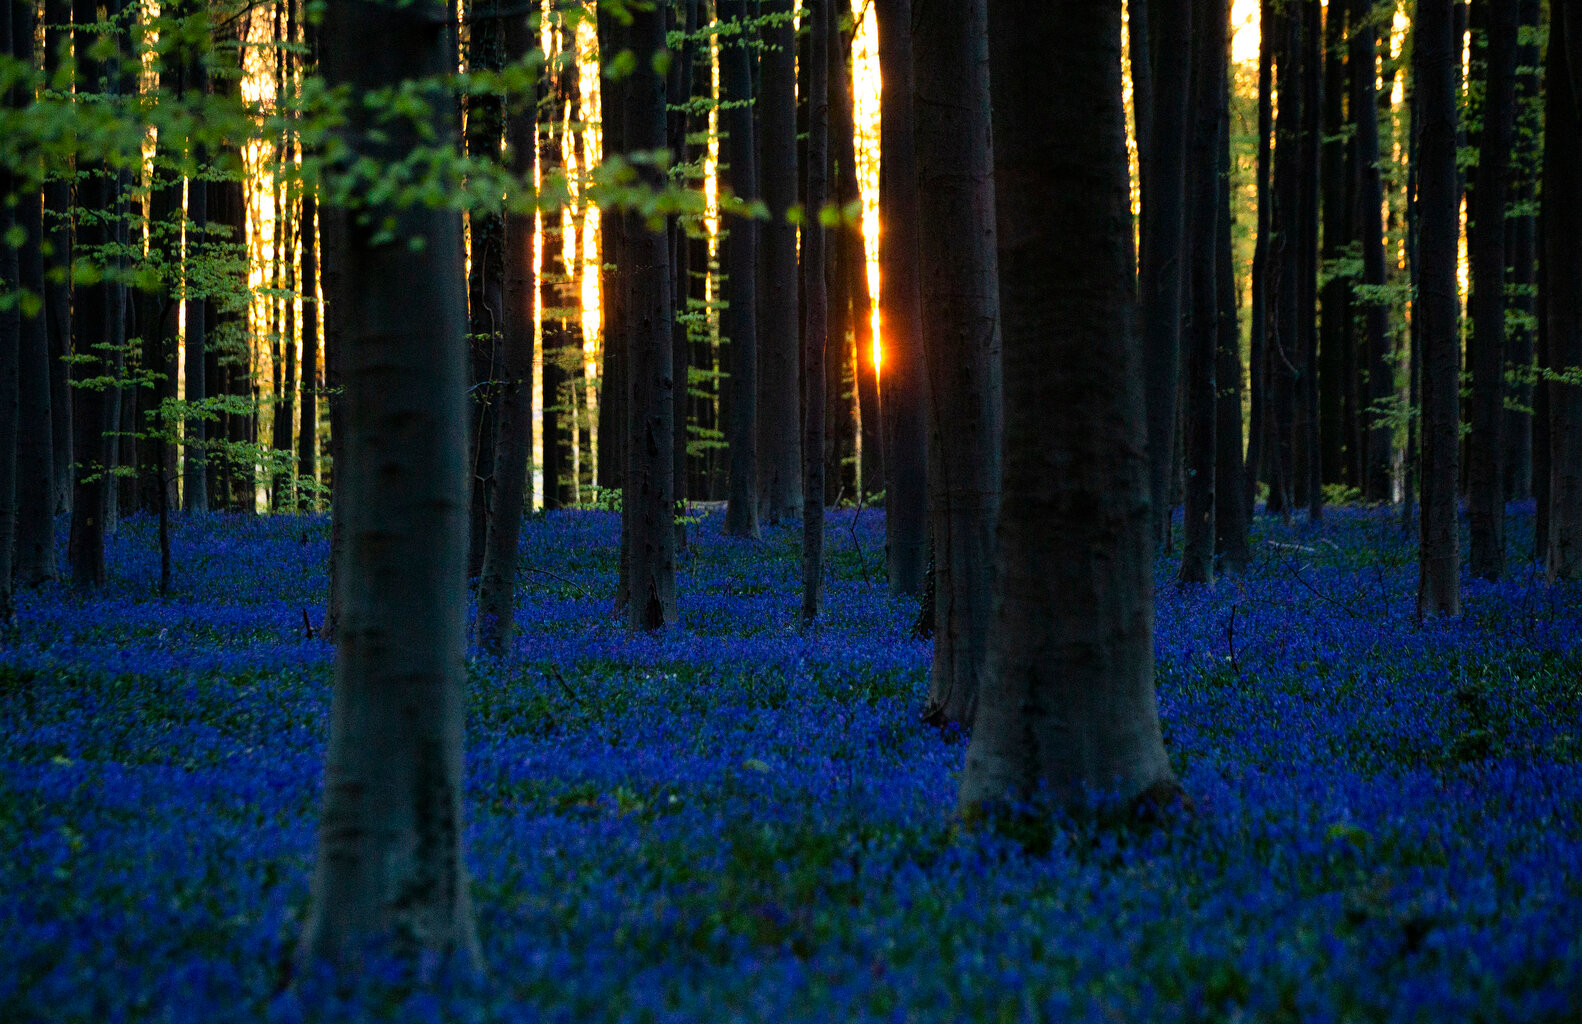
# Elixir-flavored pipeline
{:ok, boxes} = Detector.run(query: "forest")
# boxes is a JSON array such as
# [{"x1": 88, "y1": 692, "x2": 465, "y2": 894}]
[{"x1": 2, "y1": 0, "x2": 1581, "y2": 1019}]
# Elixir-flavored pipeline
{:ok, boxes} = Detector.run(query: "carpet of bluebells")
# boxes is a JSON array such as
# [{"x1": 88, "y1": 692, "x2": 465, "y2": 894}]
[{"x1": 4, "y1": 503, "x2": 1581, "y2": 1022}]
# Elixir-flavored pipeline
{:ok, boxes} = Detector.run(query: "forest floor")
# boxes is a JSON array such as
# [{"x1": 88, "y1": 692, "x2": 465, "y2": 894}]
[{"x1": 3, "y1": 504, "x2": 1581, "y2": 1021}]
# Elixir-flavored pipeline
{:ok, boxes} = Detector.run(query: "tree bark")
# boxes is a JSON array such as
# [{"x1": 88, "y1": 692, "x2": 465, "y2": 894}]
[
  {"x1": 596, "y1": 8, "x2": 629, "y2": 494},
  {"x1": 875, "y1": 0, "x2": 927, "y2": 597},
  {"x1": 756, "y1": 0, "x2": 801, "y2": 523},
  {"x1": 1352, "y1": 0, "x2": 1392, "y2": 502},
  {"x1": 1318, "y1": 0, "x2": 1350, "y2": 491},
  {"x1": 913, "y1": 0, "x2": 1001, "y2": 731},
  {"x1": 963, "y1": 0, "x2": 1175, "y2": 812},
  {"x1": 1544, "y1": 7, "x2": 1582, "y2": 580},
  {"x1": 719, "y1": 0, "x2": 760, "y2": 538},
  {"x1": 1178, "y1": 0, "x2": 1226, "y2": 585},
  {"x1": 1213, "y1": 60, "x2": 1248, "y2": 575},
  {"x1": 298, "y1": 189, "x2": 320, "y2": 505},
  {"x1": 1503, "y1": 0, "x2": 1539, "y2": 502},
  {"x1": 0, "y1": 0, "x2": 19, "y2": 620},
  {"x1": 1245, "y1": 0, "x2": 1273, "y2": 520},
  {"x1": 1415, "y1": 0, "x2": 1461, "y2": 615},
  {"x1": 800, "y1": 0, "x2": 830, "y2": 625},
  {"x1": 1299, "y1": 0, "x2": 1321, "y2": 520},
  {"x1": 1140, "y1": 0, "x2": 1191, "y2": 543},
  {"x1": 298, "y1": 0, "x2": 480, "y2": 970},
  {"x1": 1466, "y1": 0, "x2": 1517, "y2": 579},
  {"x1": 43, "y1": 0, "x2": 72, "y2": 516},
  {"x1": 465, "y1": 0, "x2": 503, "y2": 573}
]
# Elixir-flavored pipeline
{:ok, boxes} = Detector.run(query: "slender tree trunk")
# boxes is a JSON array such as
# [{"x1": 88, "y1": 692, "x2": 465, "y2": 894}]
[
  {"x1": 465, "y1": 0, "x2": 503, "y2": 573},
  {"x1": 1352, "y1": 0, "x2": 1392, "y2": 502},
  {"x1": 756, "y1": 0, "x2": 801, "y2": 523},
  {"x1": 875, "y1": 0, "x2": 927, "y2": 596},
  {"x1": 43, "y1": 0, "x2": 72, "y2": 517},
  {"x1": 321, "y1": 198, "x2": 347, "y2": 638},
  {"x1": 1544, "y1": 7, "x2": 1582, "y2": 580},
  {"x1": 1179, "y1": 0, "x2": 1226, "y2": 584},
  {"x1": 298, "y1": 190, "x2": 320, "y2": 504},
  {"x1": 719, "y1": 0, "x2": 759, "y2": 538},
  {"x1": 1214, "y1": 61, "x2": 1248, "y2": 574},
  {"x1": 622, "y1": 0, "x2": 677, "y2": 630},
  {"x1": 1141, "y1": 0, "x2": 1191, "y2": 544},
  {"x1": 1503, "y1": 0, "x2": 1540, "y2": 503},
  {"x1": 1299, "y1": 0, "x2": 1322, "y2": 520},
  {"x1": 1245, "y1": 0, "x2": 1272, "y2": 520},
  {"x1": 1416, "y1": 0, "x2": 1461, "y2": 615},
  {"x1": 1466, "y1": 0, "x2": 1517, "y2": 579},
  {"x1": 1318, "y1": 1, "x2": 1350, "y2": 491},
  {"x1": 1268, "y1": 3, "x2": 1303, "y2": 520},
  {"x1": 299, "y1": 0, "x2": 481, "y2": 970},
  {"x1": 913, "y1": 0, "x2": 1001, "y2": 731},
  {"x1": 800, "y1": 0, "x2": 829, "y2": 625},
  {"x1": 596, "y1": 8, "x2": 629, "y2": 495},
  {"x1": 964, "y1": 0, "x2": 1175, "y2": 813}
]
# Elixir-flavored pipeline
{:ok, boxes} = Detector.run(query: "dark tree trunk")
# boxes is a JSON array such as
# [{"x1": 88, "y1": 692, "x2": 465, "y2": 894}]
[
  {"x1": 800, "y1": 0, "x2": 830, "y2": 624},
  {"x1": 13, "y1": 0, "x2": 55, "y2": 587},
  {"x1": 1503, "y1": 0, "x2": 1540, "y2": 503},
  {"x1": 1179, "y1": 0, "x2": 1226, "y2": 584},
  {"x1": 719, "y1": 0, "x2": 759, "y2": 538},
  {"x1": 465, "y1": 0, "x2": 503, "y2": 573},
  {"x1": 320, "y1": 201, "x2": 347, "y2": 639},
  {"x1": 964, "y1": 0, "x2": 1175, "y2": 813},
  {"x1": 1214, "y1": 62, "x2": 1248, "y2": 575},
  {"x1": 1352, "y1": 0, "x2": 1392, "y2": 502},
  {"x1": 1318, "y1": 1, "x2": 1350, "y2": 491},
  {"x1": 1245, "y1": 0, "x2": 1273, "y2": 520},
  {"x1": 1140, "y1": 0, "x2": 1191, "y2": 544},
  {"x1": 1268, "y1": 2, "x2": 1303, "y2": 519},
  {"x1": 1415, "y1": 0, "x2": 1461, "y2": 615},
  {"x1": 666, "y1": 0, "x2": 697, "y2": 536},
  {"x1": 183, "y1": 166, "x2": 208, "y2": 513},
  {"x1": 914, "y1": 0, "x2": 1000, "y2": 731},
  {"x1": 43, "y1": 0, "x2": 72, "y2": 516},
  {"x1": 0, "y1": 0, "x2": 19, "y2": 619},
  {"x1": 756, "y1": 0, "x2": 801, "y2": 522},
  {"x1": 596, "y1": 8, "x2": 629, "y2": 495},
  {"x1": 298, "y1": 190, "x2": 320, "y2": 505},
  {"x1": 1544, "y1": 8, "x2": 1582, "y2": 580},
  {"x1": 1466, "y1": 0, "x2": 1517, "y2": 579},
  {"x1": 299, "y1": 0, "x2": 480, "y2": 970},
  {"x1": 1299, "y1": 0, "x2": 1322, "y2": 520},
  {"x1": 875, "y1": 0, "x2": 927, "y2": 597},
  {"x1": 476, "y1": 8, "x2": 537, "y2": 655},
  {"x1": 622, "y1": 0, "x2": 677, "y2": 630}
]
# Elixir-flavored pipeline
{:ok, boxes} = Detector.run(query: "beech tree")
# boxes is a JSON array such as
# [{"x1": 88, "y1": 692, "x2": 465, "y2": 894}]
[
  {"x1": 874, "y1": 0, "x2": 927, "y2": 597},
  {"x1": 756, "y1": 0, "x2": 800, "y2": 523},
  {"x1": 298, "y1": 0, "x2": 480, "y2": 968},
  {"x1": 801, "y1": 0, "x2": 829, "y2": 625},
  {"x1": 1545, "y1": 6, "x2": 1582, "y2": 580},
  {"x1": 1352, "y1": 0, "x2": 1392, "y2": 502},
  {"x1": 719, "y1": 0, "x2": 759, "y2": 539},
  {"x1": 1415, "y1": 0, "x2": 1460, "y2": 615},
  {"x1": 963, "y1": 0, "x2": 1175, "y2": 812},
  {"x1": 913, "y1": 0, "x2": 1001, "y2": 730}
]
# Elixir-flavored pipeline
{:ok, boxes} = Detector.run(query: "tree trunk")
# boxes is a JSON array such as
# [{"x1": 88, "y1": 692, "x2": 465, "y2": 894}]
[
  {"x1": 913, "y1": 0, "x2": 1001, "y2": 731},
  {"x1": 1318, "y1": 1, "x2": 1350, "y2": 491},
  {"x1": 964, "y1": 0, "x2": 1175, "y2": 812},
  {"x1": 719, "y1": 0, "x2": 760, "y2": 538},
  {"x1": 875, "y1": 0, "x2": 927, "y2": 597},
  {"x1": 756, "y1": 0, "x2": 801, "y2": 523},
  {"x1": 1245, "y1": 0, "x2": 1272, "y2": 520},
  {"x1": 1179, "y1": 0, "x2": 1226, "y2": 585},
  {"x1": 622, "y1": 0, "x2": 677, "y2": 631},
  {"x1": 596, "y1": 8, "x2": 629, "y2": 495},
  {"x1": 43, "y1": 0, "x2": 72, "y2": 516},
  {"x1": 800, "y1": 0, "x2": 830, "y2": 624},
  {"x1": 1545, "y1": 7, "x2": 1582, "y2": 580},
  {"x1": 1503, "y1": 0, "x2": 1539, "y2": 503},
  {"x1": 1466, "y1": 0, "x2": 1517, "y2": 579},
  {"x1": 465, "y1": 0, "x2": 503, "y2": 573},
  {"x1": 1299, "y1": 0, "x2": 1322, "y2": 520},
  {"x1": 1352, "y1": 0, "x2": 1392, "y2": 502},
  {"x1": 0, "y1": 0, "x2": 19, "y2": 620},
  {"x1": 298, "y1": 190, "x2": 320, "y2": 505},
  {"x1": 1415, "y1": 0, "x2": 1461, "y2": 615},
  {"x1": 298, "y1": 0, "x2": 480, "y2": 970},
  {"x1": 1214, "y1": 60, "x2": 1248, "y2": 575},
  {"x1": 477, "y1": 8, "x2": 537, "y2": 655},
  {"x1": 1140, "y1": 0, "x2": 1190, "y2": 543}
]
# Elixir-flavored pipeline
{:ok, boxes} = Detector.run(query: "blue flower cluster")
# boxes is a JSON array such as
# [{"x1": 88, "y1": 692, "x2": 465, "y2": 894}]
[{"x1": 3, "y1": 505, "x2": 1579, "y2": 1022}]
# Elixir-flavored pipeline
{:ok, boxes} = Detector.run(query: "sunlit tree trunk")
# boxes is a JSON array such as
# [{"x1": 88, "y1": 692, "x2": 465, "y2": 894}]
[
  {"x1": 963, "y1": 0, "x2": 1175, "y2": 813},
  {"x1": 1416, "y1": 0, "x2": 1461, "y2": 615},
  {"x1": 875, "y1": 0, "x2": 927, "y2": 597},
  {"x1": 1179, "y1": 0, "x2": 1226, "y2": 585},
  {"x1": 298, "y1": 0, "x2": 480, "y2": 970},
  {"x1": 1466, "y1": 0, "x2": 1517, "y2": 580},
  {"x1": 914, "y1": 0, "x2": 1000, "y2": 731}
]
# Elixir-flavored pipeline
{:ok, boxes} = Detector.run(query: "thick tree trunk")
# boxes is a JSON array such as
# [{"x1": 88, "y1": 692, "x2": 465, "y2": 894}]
[
  {"x1": 1415, "y1": 0, "x2": 1461, "y2": 615},
  {"x1": 875, "y1": 0, "x2": 927, "y2": 597},
  {"x1": 622, "y1": 0, "x2": 677, "y2": 631},
  {"x1": 1214, "y1": 63, "x2": 1248, "y2": 575},
  {"x1": 1466, "y1": 0, "x2": 1517, "y2": 579},
  {"x1": 1318, "y1": 1, "x2": 1350, "y2": 491},
  {"x1": 298, "y1": 0, "x2": 480, "y2": 970},
  {"x1": 1140, "y1": 0, "x2": 1191, "y2": 544},
  {"x1": 1299, "y1": 0, "x2": 1322, "y2": 520},
  {"x1": 596, "y1": 9, "x2": 629, "y2": 495},
  {"x1": 1544, "y1": 8, "x2": 1582, "y2": 580},
  {"x1": 1178, "y1": 0, "x2": 1226, "y2": 585},
  {"x1": 476, "y1": 8, "x2": 537, "y2": 655},
  {"x1": 719, "y1": 0, "x2": 759, "y2": 538},
  {"x1": 0, "y1": 0, "x2": 18, "y2": 620},
  {"x1": 913, "y1": 0, "x2": 1001, "y2": 731},
  {"x1": 321, "y1": 201, "x2": 347, "y2": 639},
  {"x1": 800, "y1": 0, "x2": 829, "y2": 625},
  {"x1": 465, "y1": 0, "x2": 503, "y2": 572},
  {"x1": 964, "y1": 0, "x2": 1175, "y2": 812},
  {"x1": 756, "y1": 0, "x2": 801, "y2": 523},
  {"x1": 1503, "y1": 0, "x2": 1540, "y2": 503}
]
